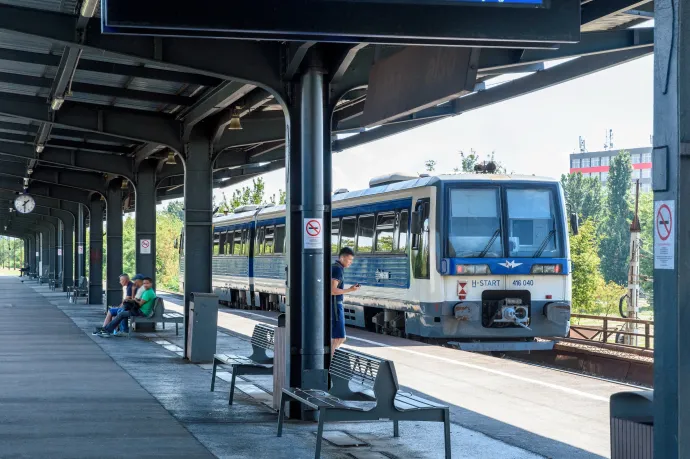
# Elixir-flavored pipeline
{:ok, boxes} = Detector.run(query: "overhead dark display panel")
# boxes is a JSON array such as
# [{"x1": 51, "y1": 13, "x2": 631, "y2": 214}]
[{"x1": 102, "y1": 0, "x2": 578, "y2": 45}]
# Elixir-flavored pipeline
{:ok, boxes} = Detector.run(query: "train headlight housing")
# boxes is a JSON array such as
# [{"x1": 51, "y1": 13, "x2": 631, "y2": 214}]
[
  {"x1": 531, "y1": 264, "x2": 562, "y2": 274},
  {"x1": 456, "y1": 264, "x2": 491, "y2": 275}
]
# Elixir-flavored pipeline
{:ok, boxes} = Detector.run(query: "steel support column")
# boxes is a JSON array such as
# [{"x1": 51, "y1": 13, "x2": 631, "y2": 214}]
[
  {"x1": 88, "y1": 196, "x2": 104, "y2": 305},
  {"x1": 28, "y1": 235, "x2": 35, "y2": 272},
  {"x1": 47, "y1": 223, "x2": 56, "y2": 276},
  {"x1": 106, "y1": 181, "x2": 124, "y2": 306},
  {"x1": 40, "y1": 228, "x2": 49, "y2": 277},
  {"x1": 62, "y1": 212, "x2": 74, "y2": 291},
  {"x1": 136, "y1": 162, "x2": 156, "y2": 284},
  {"x1": 76, "y1": 204, "x2": 86, "y2": 283},
  {"x1": 183, "y1": 133, "x2": 214, "y2": 359},
  {"x1": 56, "y1": 219, "x2": 62, "y2": 280},
  {"x1": 286, "y1": 62, "x2": 330, "y2": 414},
  {"x1": 654, "y1": 0, "x2": 690, "y2": 456}
]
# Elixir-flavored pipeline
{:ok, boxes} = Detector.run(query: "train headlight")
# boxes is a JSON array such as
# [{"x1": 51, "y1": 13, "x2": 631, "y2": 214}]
[
  {"x1": 531, "y1": 264, "x2": 562, "y2": 274},
  {"x1": 456, "y1": 264, "x2": 491, "y2": 275}
]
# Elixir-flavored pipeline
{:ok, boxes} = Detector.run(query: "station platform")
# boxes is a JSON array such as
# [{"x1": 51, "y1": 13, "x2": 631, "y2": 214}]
[{"x1": 4, "y1": 277, "x2": 630, "y2": 459}]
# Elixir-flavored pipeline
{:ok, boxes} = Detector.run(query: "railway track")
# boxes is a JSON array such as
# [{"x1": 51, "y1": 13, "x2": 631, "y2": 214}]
[{"x1": 159, "y1": 290, "x2": 653, "y2": 387}]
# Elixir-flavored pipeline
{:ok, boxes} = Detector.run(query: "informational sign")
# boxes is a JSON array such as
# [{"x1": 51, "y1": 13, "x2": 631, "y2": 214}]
[
  {"x1": 140, "y1": 239, "x2": 151, "y2": 254},
  {"x1": 78, "y1": 246, "x2": 83, "y2": 254},
  {"x1": 458, "y1": 281, "x2": 467, "y2": 300},
  {"x1": 303, "y1": 218, "x2": 323, "y2": 250},
  {"x1": 57, "y1": 249, "x2": 62, "y2": 256},
  {"x1": 654, "y1": 200, "x2": 675, "y2": 270}
]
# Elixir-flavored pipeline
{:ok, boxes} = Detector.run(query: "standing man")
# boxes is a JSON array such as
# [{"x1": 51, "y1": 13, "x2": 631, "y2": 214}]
[{"x1": 330, "y1": 247, "x2": 359, "y2": 356}]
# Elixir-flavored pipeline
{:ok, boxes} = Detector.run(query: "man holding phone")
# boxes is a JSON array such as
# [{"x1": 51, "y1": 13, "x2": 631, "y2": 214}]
[{"x1": 331, "y1": 247, "x2": 360, "y2": 355}]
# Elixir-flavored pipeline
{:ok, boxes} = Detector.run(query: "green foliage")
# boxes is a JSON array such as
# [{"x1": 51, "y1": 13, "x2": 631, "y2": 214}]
[
  {"x1": 570, "y1": 220, "x2": 602, "y2": 313},
  {"x1": 218, "y1": 178, "x2": 270, "y2": 214},
  {"x1": 637, "y1": 191, "x2": 654, "y2": 303},
  {"x1": 122, "y1": 216, "x2": 136, "y2": 276},
  {"x1": 600, "y1": 151, "x2": 632, "y2": 286},
  {"x1": 459, "y1": 149, "x2": 480, "y2": 172},
  {"x1": 156, "y1": 212, "x2": 183, "y2": 291},
  {"x1": 0, "y1": 236, "x2": 24, "y2": 270},
  {"x1": 165, "y1": 200, "x2": 184, "y2": 220},
  {"x1": 560, "y1": 172, "x2": 606, "y2": 224},
  {"x1": 424, "y1": 160, "x2": 436, "y2": 172}
]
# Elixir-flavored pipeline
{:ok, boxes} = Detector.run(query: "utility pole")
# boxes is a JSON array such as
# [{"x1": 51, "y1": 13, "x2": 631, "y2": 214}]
[{"x1": 625, "y1": 180, "x2": 642, "y2": 345}]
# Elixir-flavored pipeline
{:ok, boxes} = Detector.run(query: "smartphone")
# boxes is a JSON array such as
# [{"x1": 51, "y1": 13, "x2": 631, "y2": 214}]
[{"x1": 353, "y1": 283, "x2": 361, "y2": 288}]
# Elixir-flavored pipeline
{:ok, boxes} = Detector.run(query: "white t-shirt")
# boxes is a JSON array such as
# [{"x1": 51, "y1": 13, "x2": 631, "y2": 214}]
[{"x1": 135, "y1": 286, "x2": 144, "y2": 300}]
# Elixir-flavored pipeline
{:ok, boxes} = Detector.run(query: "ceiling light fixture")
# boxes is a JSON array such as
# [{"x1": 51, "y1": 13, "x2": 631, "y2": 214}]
[
  {"x1": 227, "y1": 108, "x2": 242, "y2": 130},
  {"x1": 165, "y1": 151, "x2": 177, "y2": 165},
  {"x1": 51, "y1": 97, "x2": 64, "y2": 111},
  {"x1": 35, "y1": 144, "x2": 44, "y2": 153},
  {"x1": 121, "y1": 179, "x2": 128, "y2": 190},
  {"x1": 80, "y1": 0, "x2": 98, "y2": 18}
]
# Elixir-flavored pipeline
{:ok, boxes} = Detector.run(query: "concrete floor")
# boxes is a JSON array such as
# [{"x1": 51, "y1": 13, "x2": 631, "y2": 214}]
[
  {"x1": 0, "y1": 277, "x2": 214, "y2": 459},
  {"x1": 157, "y1": 293, "x2": 635, "y2": 459},
  {"x1": 6, "y1": 277, "x2": 551, "y2": 459}
]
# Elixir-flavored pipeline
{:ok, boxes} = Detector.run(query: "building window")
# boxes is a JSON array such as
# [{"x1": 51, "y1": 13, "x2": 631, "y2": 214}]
[
  {"x1": 631, "y1": 154, "x2": 641, "y2": 164},
  {"x1": 571, "y1": 158, "x2": 581, "y2": 168},
  {"x1": 642, "y1": 169, "x2": 651, "y2": 179},
  {"x1": 601, "y1": 171, "x2": 609, "y2": 181},
  {"x1": 581, "y1": 158, "x2": 591, "y2": 168},
  {"x1": 642, "y1": 183, "x2": 651, "y2": 193},
  {"x1": 632, "y1": 169, "x2": 641, "y2": 179},
  {"x1": 642, "y1": 152, "x2": 652, "y2": 163},
  {"x1": 591, "y1": 157, "x2": 600, "y2": 167},
  {"x1": 601, "y1": 156, "x2": 610, "y2": 166}
]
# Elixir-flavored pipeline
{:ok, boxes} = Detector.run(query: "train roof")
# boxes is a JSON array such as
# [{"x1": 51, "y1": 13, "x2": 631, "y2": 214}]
[{"x1": 212, "y1": 173, "x2": 558, "y2": 224}]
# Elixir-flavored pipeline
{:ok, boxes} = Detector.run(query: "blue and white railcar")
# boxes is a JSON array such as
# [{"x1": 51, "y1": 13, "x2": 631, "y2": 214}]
[{"x1": 180, "y1": 173, "x2": 573, "y2": 349}]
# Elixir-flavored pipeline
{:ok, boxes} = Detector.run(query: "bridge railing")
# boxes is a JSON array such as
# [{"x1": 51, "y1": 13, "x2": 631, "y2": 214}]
[{"x1": 569, "y1": 313, "x2": 654, "y2": 350}]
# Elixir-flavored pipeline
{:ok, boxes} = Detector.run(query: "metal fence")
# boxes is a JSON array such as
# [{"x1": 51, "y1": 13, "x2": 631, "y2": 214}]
[{"x1": 570, "y1": 314, "x2": 654, "y2": 349}]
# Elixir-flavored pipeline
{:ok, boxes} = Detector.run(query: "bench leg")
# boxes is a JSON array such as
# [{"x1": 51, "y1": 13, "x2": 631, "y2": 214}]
[
  {"x1": 277, "y1": 392, "x2": 288, "y2": 437},
  {"x1": 314, "y1": 408, "x2": 325, "y2": 459},
  {"x1": 443, "y1": 409, "x2": 451, "y2": 459},
  {"x1": 162, "y1": 321, "x2": 166, "y2": 330},
  {"x1": 229, "y1": 370, "x2": 237, "y2": 405},
  {"x1": 394, "y1": 420, "x2": 399, "y2": 438},
  {"x1": 175, "y1": 322, "x2": 179, "y2": 336},
  {"x1": 211, "y1": 359, "x2": 218, "y2": 392}
]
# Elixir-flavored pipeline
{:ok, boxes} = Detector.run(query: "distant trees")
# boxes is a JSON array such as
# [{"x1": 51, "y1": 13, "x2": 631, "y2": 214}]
[
  {"x1": 0, "y1": 236, "x2": 23, "y2": 270},
  {"x1": 560, "y1": 173, "x2": 605, "y2": 223},
  {"x1": 599, "y1": 152, "x2": 633, "y2": 286},
  {"x1": 424, "y1": 149, "x2": 508, "y2": 175}
]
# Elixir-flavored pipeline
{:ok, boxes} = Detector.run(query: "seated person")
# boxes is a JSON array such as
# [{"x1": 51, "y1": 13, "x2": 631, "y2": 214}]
[
  {"x1": 96, "y1": 277, "x2": 156, "y2": 337},
  {"x1": 94, "y1": 274, "x2": 143, "y2": 335}
]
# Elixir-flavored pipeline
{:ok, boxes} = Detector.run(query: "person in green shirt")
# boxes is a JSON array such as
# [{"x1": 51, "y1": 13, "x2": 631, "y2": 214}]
[{"x1": 97, "y1": 277, "x2": 156, "y2": 337}]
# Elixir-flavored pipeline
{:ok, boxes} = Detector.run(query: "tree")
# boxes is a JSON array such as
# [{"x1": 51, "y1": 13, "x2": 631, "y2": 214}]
[
  {"x1": 560, "y1": 172, "x2": 606, "y2": 224},
  {"x1": 459, "y1": 149, "x2": 508, "y2": 174},
  {"x1": 600, "y1": 151, "x2": 633, "y2": 286},
  {"x1": 637, "y1": 191, "x2": 654, "y2": 305},
  {"x1": 459, "y1": 149, "x2": 480, "y2": 172},
  {"x1": 570, "y1": 220, "x2": 602, "y2": 313},
  {"x1": 269, "y1": 189, "x2": 287, "y2": 205},
  {"x1": 156, "y1": 212, "x2": 183, "y2": 291},
  {"x1": 424, "y1": 160, "x2": 436, "y2": 172},
  {"x1": 164, "y1": 200, "x2": 184, "y2": 220}
]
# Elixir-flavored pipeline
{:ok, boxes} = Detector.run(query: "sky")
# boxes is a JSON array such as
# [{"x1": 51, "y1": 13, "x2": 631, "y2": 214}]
[{"x1": 194, "y1": 27, "x2": 656, "y2": 206}]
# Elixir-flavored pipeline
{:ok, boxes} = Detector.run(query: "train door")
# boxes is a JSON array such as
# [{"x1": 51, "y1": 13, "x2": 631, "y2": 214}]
[{"x1": 411, "y1": 198, "x2": 431, "y2": 287}]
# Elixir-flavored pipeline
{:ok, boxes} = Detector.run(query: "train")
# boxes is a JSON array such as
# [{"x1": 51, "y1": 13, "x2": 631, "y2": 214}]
[{"x1": 178, "y1": 173, "x2": 573, "y2": 351}]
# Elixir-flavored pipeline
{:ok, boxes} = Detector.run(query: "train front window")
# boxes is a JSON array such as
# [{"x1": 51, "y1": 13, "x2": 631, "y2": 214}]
[
  {"x1": 448, "y1": 188, "x2": 502, "y2": 258},
  {"x1": 506, "y1": 188, "x2": 562, "y2": 258}
]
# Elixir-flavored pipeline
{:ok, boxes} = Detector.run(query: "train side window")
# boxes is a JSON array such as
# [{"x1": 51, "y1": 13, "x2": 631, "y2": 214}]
[
  {"x1": 213, "y1": 232, "x2": 220, "y2": 255},
  {"x1": 331, "y1": 218, "x2": 340, "y2": 254},
  {"x1": 396, "y1": 210, "x2": 409, "y2": 253},
  {"x1": 357, "y1": 214, "x2": 375, "y2": 253},
  {"x1": 375, "y1": 212, "x2": 396, "y2": 253},
  {"x1": 232, "y1": 230, "x2": 243, "y2": 255},
  {"x1": 256, "y1": 226, "x2": 265, "y2": 255},
  {"x1": 340, "y1": 217, "x2": 356, "y2": 249},
  {"x1": 274, "y1": 225, "x2": 285, "y2": 254},
  {"x1": 224, "y1": 231, "x2": 232, "y2": 254},
  {"x1": 218, "y1": 231, "x2": 226, "y2": 255},
  {"x1": 264, "y1": 226, "x2": 275, "y2": 254},
  {"x1": 242, "y1": 229, "x2": 250, "y2": 256}
]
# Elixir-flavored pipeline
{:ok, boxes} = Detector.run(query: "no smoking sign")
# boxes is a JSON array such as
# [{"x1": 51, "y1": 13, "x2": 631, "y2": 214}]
[
  {"x1": 303, "y1": 218, "x2": 323, "y2": 250},
  {"x1": 654, "y1": 200, "x2": 675, "y2": 270}
]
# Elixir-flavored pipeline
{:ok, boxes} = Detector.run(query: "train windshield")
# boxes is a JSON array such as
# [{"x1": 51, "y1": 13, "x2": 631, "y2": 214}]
[{"x1": 447, "y1": 186, "x2": 563, "y2": 258}]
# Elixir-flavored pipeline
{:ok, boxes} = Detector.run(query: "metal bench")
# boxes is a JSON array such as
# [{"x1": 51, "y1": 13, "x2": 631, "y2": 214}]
[
  {"x1": 211, "y1": 323, "x2": 275, "y2": 405},
  {"x1": 277, "y1": 348, "x2": 452, "y2": 459},
  {"x1": 49, "y1": 272, "x2": 62, "y2": 291},
  {"x1": 67, "y1": 277, "x2": 88, "y2": 303},
  {"x1": 128, "y1": 297, "x2": 184, "y2": 338},
  {"x1": 38, "y1": 269, "x2": 51, "y2": 285}
]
